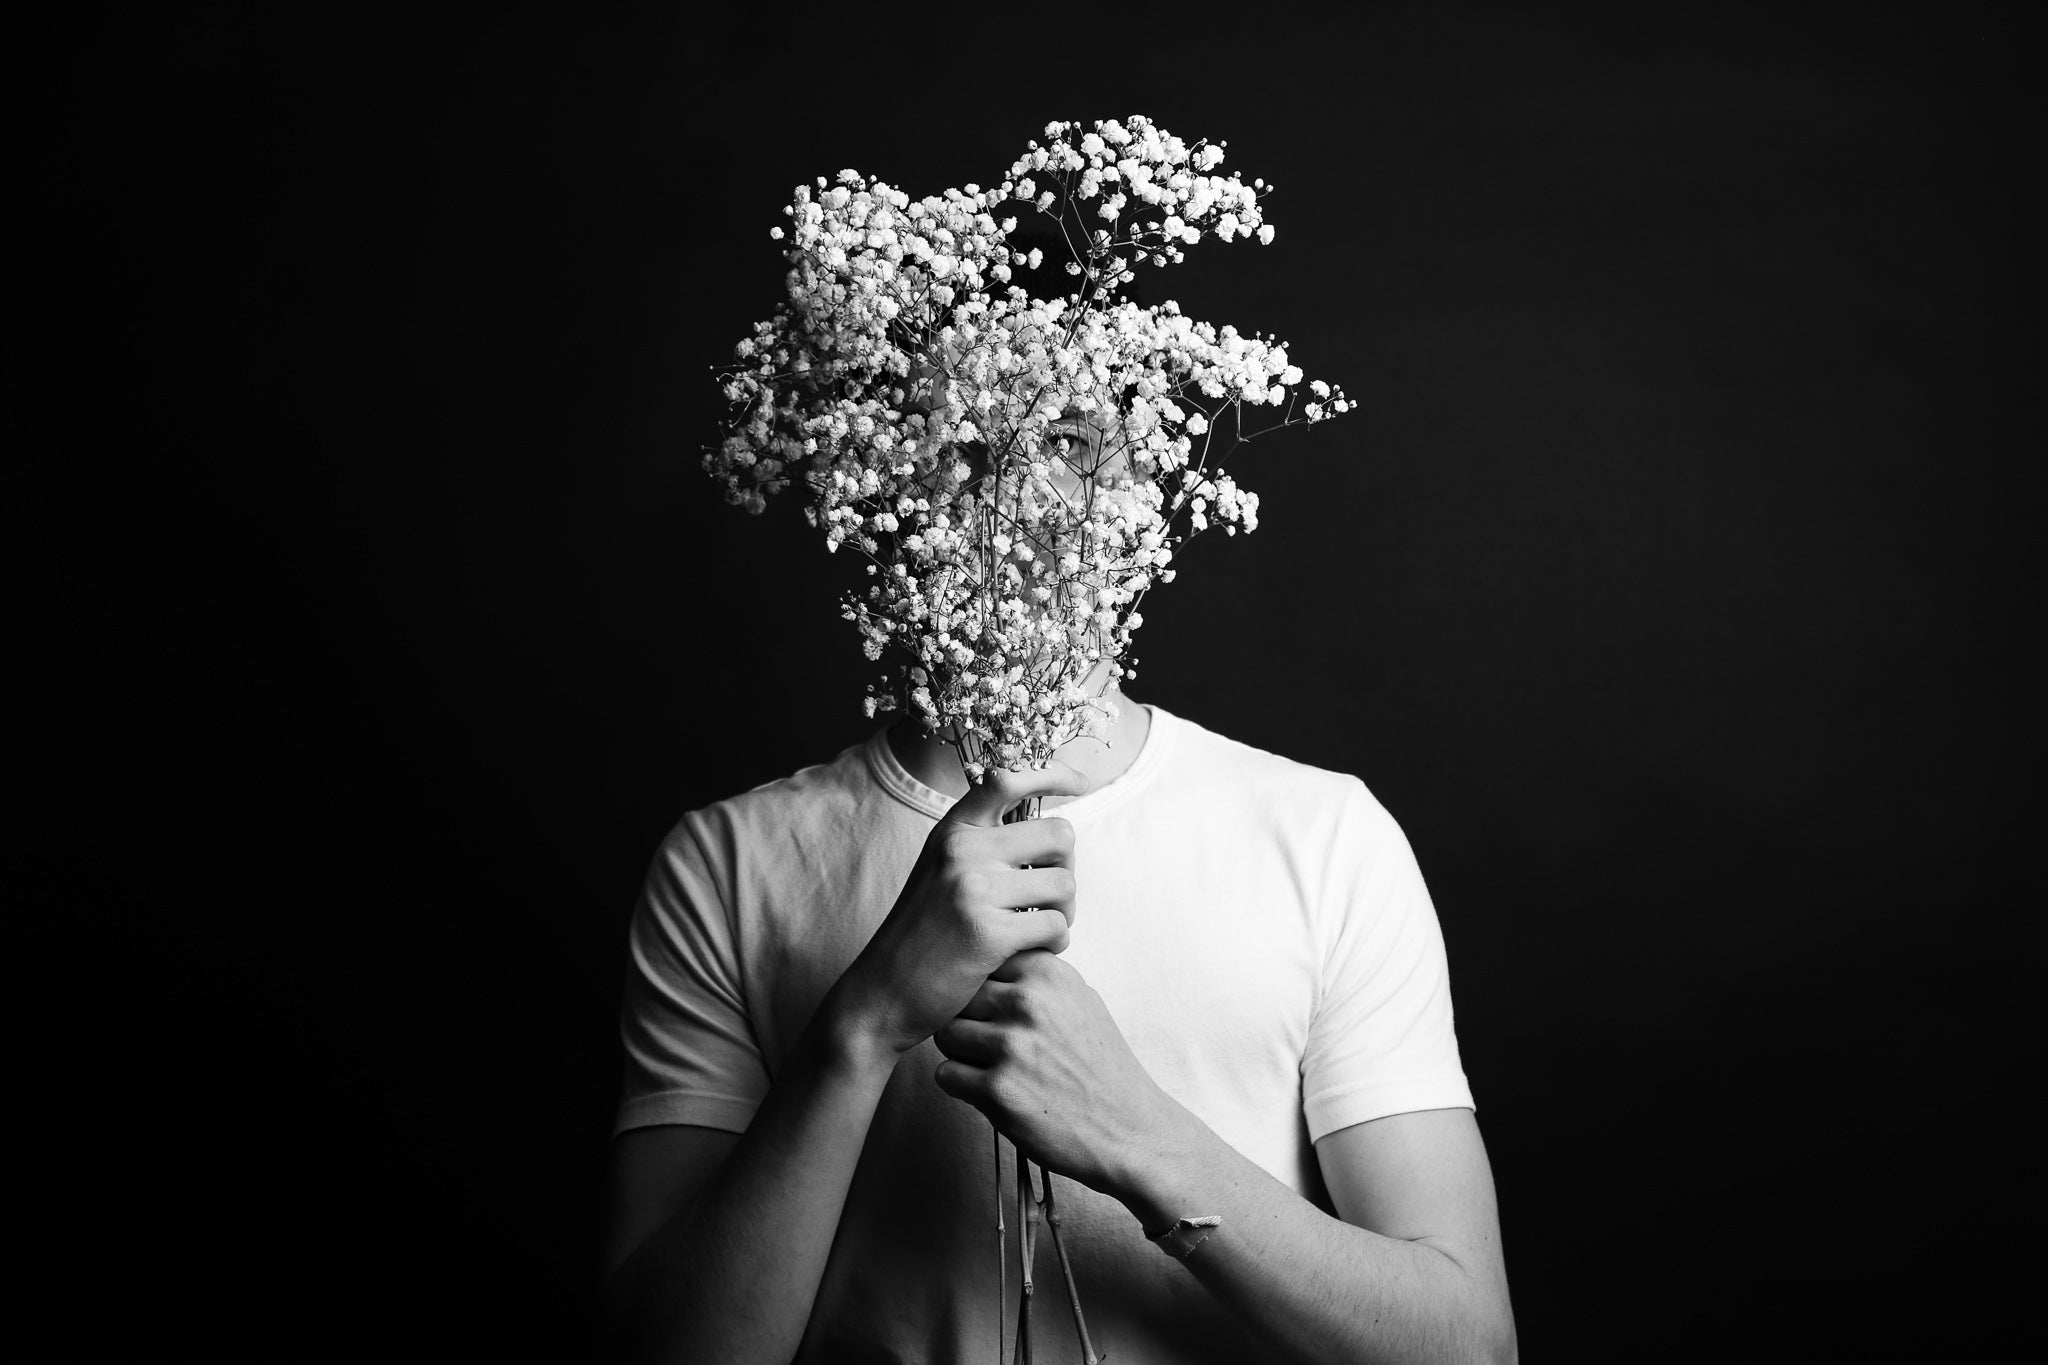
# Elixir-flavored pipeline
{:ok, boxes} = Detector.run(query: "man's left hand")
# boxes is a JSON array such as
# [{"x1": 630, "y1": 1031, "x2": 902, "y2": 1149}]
[{"x1": 933, "y1": 949, "x2": 1178, "y2": 1197}]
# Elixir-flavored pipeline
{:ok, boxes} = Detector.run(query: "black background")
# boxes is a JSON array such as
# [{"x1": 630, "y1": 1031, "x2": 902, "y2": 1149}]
[{"x1": 45, "y1": 2, "x2": 2029, "y2": 1359}]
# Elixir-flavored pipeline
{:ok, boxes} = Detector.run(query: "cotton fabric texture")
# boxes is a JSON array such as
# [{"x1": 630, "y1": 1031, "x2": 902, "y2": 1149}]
[{"x1": 616, "y1": 705, "x2": 1474, "y2": 1362}]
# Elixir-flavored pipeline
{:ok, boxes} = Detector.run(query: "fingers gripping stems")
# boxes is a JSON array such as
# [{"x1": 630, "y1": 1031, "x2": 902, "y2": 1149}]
[
  {"x1": 848, "y1": 763, "x2": 1081, "y2": 1055},
  {"x1": 1006, "y1": 793, "x2": 1044, "y2": 919},
  {"x1": 951, "y1": 760, "x2": 1089, "y2": 829}
]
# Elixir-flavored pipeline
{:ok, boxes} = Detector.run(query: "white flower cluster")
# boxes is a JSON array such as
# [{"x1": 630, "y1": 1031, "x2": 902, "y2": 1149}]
[{"x1": 708, "y1": 116, "x2": 1351, "y2": 779}]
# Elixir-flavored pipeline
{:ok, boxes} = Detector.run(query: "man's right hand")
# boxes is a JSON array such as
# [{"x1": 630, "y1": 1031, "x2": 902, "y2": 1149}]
[
  {"x1": 828, "y1": 761, "x2": 1088, "y2": 1059},
  {"x1": 604, "y1": 760, "x2": 1087, "y2": 1361}
]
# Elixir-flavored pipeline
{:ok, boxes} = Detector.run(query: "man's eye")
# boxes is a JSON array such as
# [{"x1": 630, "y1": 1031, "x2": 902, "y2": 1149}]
[{"x1": 1049, "y1": 429, "x2": 1097, "y2": 461}]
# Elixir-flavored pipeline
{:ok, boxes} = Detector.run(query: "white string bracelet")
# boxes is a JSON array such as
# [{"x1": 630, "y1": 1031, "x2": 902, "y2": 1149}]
[{"x1": 1148, "y1": 1215, "x2": 1223, "y2": 1260}]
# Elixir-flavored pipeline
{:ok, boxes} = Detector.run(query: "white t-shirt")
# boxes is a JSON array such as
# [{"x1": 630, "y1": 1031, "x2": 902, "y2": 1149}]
[{"x1": 616, "y1": 705, "x2": 1474, "y2": 1363}]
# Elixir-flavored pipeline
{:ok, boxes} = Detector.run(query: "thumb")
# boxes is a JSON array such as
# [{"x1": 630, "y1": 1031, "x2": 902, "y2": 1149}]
[{"x1": 947, "y1": 759, "x2": 1090, "y2": 828}]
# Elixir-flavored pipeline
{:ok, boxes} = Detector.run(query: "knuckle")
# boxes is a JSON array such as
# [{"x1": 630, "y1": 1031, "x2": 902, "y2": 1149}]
[
  {"x1": 1048, "y1": 868, "x2": 1077, "y2": 900},
  {"x1": 1045, "y1": 818, "x2": 1076, "y2": 855}
]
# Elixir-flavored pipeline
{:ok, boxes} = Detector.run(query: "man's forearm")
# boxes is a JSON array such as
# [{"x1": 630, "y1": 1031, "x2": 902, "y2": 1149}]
[
  {"x1": 603, "y1": 996, "x2": 898, "y2": 1364},
  {"x1": 1114, "y1": 1110, "x2": 1517, "y2": 1365}
]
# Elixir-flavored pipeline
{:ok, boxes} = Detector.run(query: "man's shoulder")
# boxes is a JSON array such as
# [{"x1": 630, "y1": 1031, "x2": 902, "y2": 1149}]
[
  {"x1": 1150, "y1": 709, "x2": 1419, "y2": 867},
  {"x1": 1163, "y1": 709, "x2": 1379, "y2": 811},
  {"x1": 659, "y1": 735, "x2": 889, "y2": 861}
]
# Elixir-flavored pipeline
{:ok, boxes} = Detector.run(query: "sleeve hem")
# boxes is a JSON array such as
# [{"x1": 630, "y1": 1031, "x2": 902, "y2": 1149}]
[
  {"x1": 614, "y1": 1090, "x2": 761, "y2": 1137},
  {"x1": 1304, "y1": 1075, "x2": 1476, "y2": 1143}
]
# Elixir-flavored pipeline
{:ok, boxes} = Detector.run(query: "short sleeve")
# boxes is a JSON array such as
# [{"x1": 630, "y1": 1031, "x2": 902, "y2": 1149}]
[
  {"x1": 614, "y1": 815, "x2": 771, "y2": 1136},
  {"x1": 1300, "y1": 780, "x2": 1474, "y2": 1141}
]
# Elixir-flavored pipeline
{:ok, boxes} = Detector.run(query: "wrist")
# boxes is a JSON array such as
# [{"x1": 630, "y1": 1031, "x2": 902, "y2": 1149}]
[
  {"x1": 812, "y1": 981, "x2": 914, "y2": 1078},
  {"x1": 1107, "y1": 1092, "x2": 1210, "y2": 1231}
]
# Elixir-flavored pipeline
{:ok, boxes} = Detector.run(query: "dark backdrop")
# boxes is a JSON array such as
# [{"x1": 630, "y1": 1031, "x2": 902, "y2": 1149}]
[{"x1": 48, "y1": 2, "x2": 2028, "y2": 1360}]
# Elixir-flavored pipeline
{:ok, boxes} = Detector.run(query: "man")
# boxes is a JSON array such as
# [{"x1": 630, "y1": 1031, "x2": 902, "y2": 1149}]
[{"x1": 600, "y1": 665, "x2": 1517, "y2": 1362}]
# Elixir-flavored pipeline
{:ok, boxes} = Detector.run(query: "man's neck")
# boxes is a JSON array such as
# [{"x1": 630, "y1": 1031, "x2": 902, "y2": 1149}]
[{"x1": 886, "y1": 682, "x2": 1152, "y2": 811}]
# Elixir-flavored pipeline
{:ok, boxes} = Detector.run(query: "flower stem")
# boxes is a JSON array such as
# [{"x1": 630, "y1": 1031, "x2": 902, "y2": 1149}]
[
  {"x1": 1015, "y1": 1153, "x2": 1037, "y2": 1365},
  {"x1": 1037, "y1": 1166, "x2": 1101, "y2": 1364},
  {"x1": 995, "y1": 1122, "x2": 1007, "y2": 1365}
]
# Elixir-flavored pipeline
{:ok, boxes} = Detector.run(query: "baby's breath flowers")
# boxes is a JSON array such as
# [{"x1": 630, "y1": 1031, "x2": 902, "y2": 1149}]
[{"x1": 708, "y1": 116, "x2": 1350, "y2": 779}]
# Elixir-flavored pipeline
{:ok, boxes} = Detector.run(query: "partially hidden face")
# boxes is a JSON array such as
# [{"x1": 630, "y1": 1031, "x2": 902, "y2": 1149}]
[{"x1": 955, "y1": 407, "x2": 1155, "y2": 576}]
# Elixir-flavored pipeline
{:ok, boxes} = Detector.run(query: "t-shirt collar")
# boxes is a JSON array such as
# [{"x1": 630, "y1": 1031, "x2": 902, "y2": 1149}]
[{"x1": 864, "y1": 704, "x2": 1177, "y2": 822}]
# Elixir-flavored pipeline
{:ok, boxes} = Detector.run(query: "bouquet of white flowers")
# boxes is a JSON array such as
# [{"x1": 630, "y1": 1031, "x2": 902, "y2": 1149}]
[{"x1": 708, "y1": 115, "x2": 1349, "y2": 782}]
